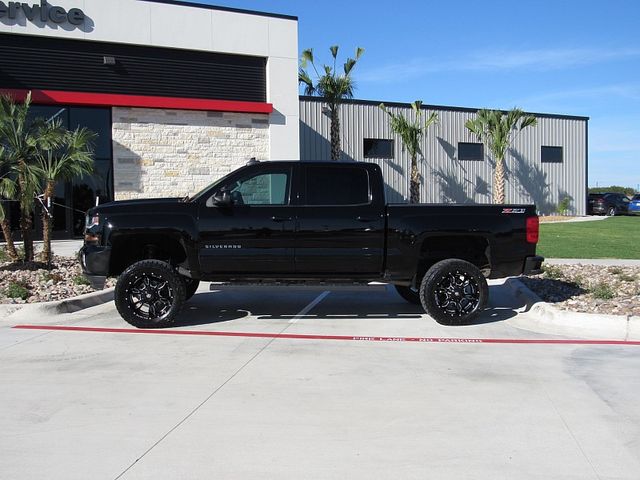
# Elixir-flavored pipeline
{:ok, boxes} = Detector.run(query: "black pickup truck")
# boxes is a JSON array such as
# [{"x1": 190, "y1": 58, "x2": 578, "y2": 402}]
[{"x1": 80, "y1": 160, "x2": 543, "y2": 328}]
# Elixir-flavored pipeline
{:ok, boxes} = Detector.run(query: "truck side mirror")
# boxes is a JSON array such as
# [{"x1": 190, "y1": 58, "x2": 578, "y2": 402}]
[{"x1": 213, "y1": 189, "x2": 232, "y2": 206}]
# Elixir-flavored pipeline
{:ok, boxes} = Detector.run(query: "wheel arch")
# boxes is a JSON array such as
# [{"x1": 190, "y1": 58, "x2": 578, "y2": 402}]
[
  {"x1": 414, "y1": 234, "x2": 491, "y2": 285},
  {"x1": 108, "y1": 232, "x2": 191, "y2": 276}
]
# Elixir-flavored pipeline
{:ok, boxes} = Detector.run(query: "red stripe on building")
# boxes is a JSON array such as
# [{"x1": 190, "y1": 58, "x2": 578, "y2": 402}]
[
  {"x1": 0, "y1": 89, "x2": 273, "y2": 114},
  {"x1": 11, "y1": 325, "x2": 640, "y2": 346}
]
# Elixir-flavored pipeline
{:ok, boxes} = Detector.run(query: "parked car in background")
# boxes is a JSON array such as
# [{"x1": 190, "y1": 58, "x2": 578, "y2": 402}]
[
  {"x1": 630, "y1": 194, "x2": 640, "y2": 215},
  {"x1": 588, "y1": 193, "x2": 630, "y2": 216}
]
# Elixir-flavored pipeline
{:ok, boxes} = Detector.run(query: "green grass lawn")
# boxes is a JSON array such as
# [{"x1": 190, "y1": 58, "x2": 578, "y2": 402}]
[{"x1": 537, "y1": 216, "x2": 640, "y2": 259}]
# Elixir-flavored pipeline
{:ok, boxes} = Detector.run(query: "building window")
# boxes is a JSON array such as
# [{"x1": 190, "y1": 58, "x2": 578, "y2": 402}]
[
  {"x1": 363, "y1": 139, "x2": 394, "y2": 159},
  {"x1": 458, "y1": 142, "x2": 484, "y2": 161},
  {"x1": 541, "y1": 146, "x2": 563, "y2": 163}
]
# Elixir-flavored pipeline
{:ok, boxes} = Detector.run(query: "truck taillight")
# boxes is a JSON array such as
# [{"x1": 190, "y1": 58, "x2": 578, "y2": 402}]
[{"x1": 526, "y1": 216, "x2": 539, "y2": 244}]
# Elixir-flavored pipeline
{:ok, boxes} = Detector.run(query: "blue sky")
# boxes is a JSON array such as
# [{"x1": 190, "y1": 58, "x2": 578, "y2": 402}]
[{"x1": 202, "y1": 0, "x2": 639, "y2": 189}]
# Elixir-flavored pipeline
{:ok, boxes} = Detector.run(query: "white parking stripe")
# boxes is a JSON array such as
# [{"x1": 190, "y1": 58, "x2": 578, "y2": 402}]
[{"x1": 289, "y1": 291, "x2": 331, "y2": 324}]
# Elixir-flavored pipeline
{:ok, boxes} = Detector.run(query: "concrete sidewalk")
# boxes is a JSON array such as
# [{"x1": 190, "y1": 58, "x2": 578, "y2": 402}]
[{"x1": 545, "y1": 258, "x2": 640, "y2": 267}]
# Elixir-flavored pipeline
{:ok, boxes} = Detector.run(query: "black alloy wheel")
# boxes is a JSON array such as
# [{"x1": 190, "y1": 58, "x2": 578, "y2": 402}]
[
  {"x1": 419, "y1": 259, "x2": 488, "y2": 325},
  {"x1": 115, "y1": 259, "x2": 186, "y2": 328}
]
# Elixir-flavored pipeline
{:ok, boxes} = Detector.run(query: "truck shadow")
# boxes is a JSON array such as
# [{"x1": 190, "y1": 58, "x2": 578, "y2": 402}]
[{"x1": 172, "y1": 285, "x2": 521, "y2": 327}]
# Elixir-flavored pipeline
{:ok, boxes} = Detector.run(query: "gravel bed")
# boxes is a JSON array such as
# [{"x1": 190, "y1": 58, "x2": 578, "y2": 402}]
[
  {"x1": 522, "y1": 264, "x2": 640, "y2": 316},
  {"x1": 0, "y1": 256, "x2": 115, "y2": 304}
]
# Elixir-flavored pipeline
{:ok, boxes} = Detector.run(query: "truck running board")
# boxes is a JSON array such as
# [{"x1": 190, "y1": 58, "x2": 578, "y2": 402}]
[{"x1": 209, "y1": 282, "x2": 389, "y2": 292}]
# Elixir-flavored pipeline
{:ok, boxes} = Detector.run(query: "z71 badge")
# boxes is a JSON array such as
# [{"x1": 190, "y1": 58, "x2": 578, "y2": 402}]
[{"x1": 501, "y1": 208, "x2": 526, "y2": 214}]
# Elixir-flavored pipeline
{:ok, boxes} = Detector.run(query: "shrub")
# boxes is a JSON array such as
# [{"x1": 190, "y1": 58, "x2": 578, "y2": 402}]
[
  {"x1": 4, "y1": 281, "x2": 30, "y2": 300},
  {"x1": 590, "y1": 282, "x2": 615, "y2": 300},
  {"x1": 617, "y1": 273, "x2": 636, "y2": 283},
  {"x1": 588, "y1": 186, "x2": 636, "y2": 196},
  {"x1": 556, "y1": 197, "x2": 572, "y2": 215},
  {"x1": 542, "y1": 264, "x2": 564, "y2": 280},
  {"x1": 72, "y1": 275, "x2": 90, "y2": 286},
  {"x1": 42, "y1": 271, "x2": 64, "y2": 283},
  {"x1": 0, "y1": 247, "x2": 9, "y2": 263}
]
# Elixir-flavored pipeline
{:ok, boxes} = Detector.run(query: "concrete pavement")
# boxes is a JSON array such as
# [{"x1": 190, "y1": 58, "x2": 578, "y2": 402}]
[
  {"x1": 545, "y1": 258, "x2": 640, "y2": 266},
  {"x1": 1, "y1": 283, "x2": 639, "y2": 479}
]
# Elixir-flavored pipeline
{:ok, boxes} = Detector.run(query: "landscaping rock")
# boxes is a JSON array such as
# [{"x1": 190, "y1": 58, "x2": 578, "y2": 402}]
[
  {"x1": 0, "y1": 256, "x2": 115, "y2": 304},
  {"x1": 522, "y1": 264, "x2": 640, "y2": 316}
]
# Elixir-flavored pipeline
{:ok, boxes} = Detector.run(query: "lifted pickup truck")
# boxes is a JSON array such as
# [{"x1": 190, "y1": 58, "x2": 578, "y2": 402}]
[{"x1": 80, "y1": 160, "x2": 543, "y2": 328}]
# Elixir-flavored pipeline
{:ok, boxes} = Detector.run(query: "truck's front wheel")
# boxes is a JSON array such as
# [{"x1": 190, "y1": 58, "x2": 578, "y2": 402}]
[
  {"x1": 420, "y1": 259, "x2": 488, "y2": 325},
  {"x1": 115, "y1": 259, "x2": 186, "y2": 328}
]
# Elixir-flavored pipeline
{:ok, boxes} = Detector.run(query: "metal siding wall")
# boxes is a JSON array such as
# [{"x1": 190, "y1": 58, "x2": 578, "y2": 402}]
[{"x1": 299, "y1": 99, "x2": 587, "y2": 215}]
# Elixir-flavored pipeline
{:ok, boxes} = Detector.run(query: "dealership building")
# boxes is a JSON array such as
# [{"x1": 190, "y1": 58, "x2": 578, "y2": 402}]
[{"x1": 0, "y1": 0, "x2": 588, "y2": 239}]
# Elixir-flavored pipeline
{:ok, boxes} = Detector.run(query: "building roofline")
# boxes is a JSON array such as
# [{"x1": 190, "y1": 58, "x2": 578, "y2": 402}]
[
  {"x1": 137, "y1": 0, "x2": 298, "y2": 21},
  {"x1": 299, "y1": 95, "x2": 590, "y2": 121}
]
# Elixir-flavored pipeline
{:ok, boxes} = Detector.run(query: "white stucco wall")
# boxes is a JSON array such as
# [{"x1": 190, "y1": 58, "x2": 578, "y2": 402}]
[{"x1": 0, "y1": 0, "x2": 300, "y2": 160}]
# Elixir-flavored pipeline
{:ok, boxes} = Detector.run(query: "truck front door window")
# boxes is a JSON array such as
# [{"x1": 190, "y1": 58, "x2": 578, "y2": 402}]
[{"x1": 229, "y1": 172, "x2": 289, "y2": 205}]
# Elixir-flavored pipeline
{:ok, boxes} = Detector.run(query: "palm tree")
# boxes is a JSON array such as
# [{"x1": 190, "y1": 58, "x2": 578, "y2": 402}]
[
  {"x1": 34, "y1": 122, "x2": 95, "y2": 263},
  {"x1": 379, "y1": 101, "x2": 438, "y2": 204},
  {"x1": 465, "y1": 108, "x2": 537, "y2": 204},
  {"x1": 0, "y1": 152, "x2": 19, "y2": 260},
  {"x1": 0, "y1": 92, "x2": 46, "y2": 262},
  {"x1": 299, "y1": 45, "x2": 364, "y2": 160}
]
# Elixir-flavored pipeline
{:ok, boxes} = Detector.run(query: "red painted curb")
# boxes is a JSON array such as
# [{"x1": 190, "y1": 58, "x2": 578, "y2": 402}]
[{"x1": 12, "y1": 325, "x2": 640, "y2": 346}]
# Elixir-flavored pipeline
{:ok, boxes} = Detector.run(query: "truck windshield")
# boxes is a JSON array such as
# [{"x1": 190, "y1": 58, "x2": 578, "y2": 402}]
[{"x1": 187, "y1": 169, "x2": 239, "y2": 202}]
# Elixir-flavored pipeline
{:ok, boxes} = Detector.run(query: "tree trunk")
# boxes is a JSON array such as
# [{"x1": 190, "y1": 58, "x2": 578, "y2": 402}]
[
  {"x1": 493, "y1": 156, "x2": 506, "y2": 204},
  {"x1": 409, "y1": 154, "x2": 421, "y2": 204},
  {"x1": 42, "y1": 181, "x2": 55, "y2": 264},
  {"x1": 17, "y1": 162, "x2": 34, "y2": 262},
  {"x1": 330, "y1": 106, "x2": 341, "y2": 161},
  {"x1": 0, "y1": 218, "x2": 18, "y2": 261}
]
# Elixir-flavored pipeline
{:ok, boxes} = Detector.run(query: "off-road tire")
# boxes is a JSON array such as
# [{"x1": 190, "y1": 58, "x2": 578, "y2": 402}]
[
  {"x1": 394, "y1": 285, "x2": 421, "y2": 304},
  {"x1": 419, "y1": 259, "x2": 488, "y2": 325},
  {"x1": 115, "y1": 259, "x2": 186, "y2": 328}
]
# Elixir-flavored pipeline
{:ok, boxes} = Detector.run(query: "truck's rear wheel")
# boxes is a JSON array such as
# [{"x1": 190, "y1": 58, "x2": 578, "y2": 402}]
[
  {"x1": 420, "y1": 259, "x2": 488, "y2": 325},
  {"x1": 115, "y1": 259, "x2": 186, "y2": 328},
  {"x1": 394, "y1": 285, "x2": 421, "y2": 304}
]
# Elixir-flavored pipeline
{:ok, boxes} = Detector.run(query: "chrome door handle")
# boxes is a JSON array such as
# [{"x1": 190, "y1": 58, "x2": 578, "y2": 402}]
[
  {"x1": 271, "y1": 216, "x2": 293, "y2": 222},
  {"x1": 356, "y1": 216, "x2": 375, "y2": 223}
]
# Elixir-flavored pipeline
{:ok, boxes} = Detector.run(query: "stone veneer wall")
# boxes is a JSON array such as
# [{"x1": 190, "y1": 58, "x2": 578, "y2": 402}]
[{"x1": 112, "y1": 107, "x2": 270, "y2": 200}]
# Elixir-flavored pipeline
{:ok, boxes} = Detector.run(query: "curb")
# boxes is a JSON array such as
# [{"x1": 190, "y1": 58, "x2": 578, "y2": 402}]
[
  {"x1": 4, "y1": 288, "x2": 114, "y2": 321},
  {"x1": 504, "y1": 278, "x2": 639, "y2": 341}
]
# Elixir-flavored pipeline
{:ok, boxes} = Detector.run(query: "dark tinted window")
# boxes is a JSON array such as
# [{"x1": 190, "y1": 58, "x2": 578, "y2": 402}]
[
  {"x1": 363, "y1": 139, "x2": 393, "y2": 159},
  {"x1": 633, "y1": 195, "x2": 640, "y2": 201},
  {"x1": 458, "y1": 142, "x2": 484, "y2": 160},
  {"x1": 305, "y1": 166, "x2": 370, "y2": 206},
  {"x1": 541, "y1": 146, "x2": 563, "y2": 163},
  {"x1": 227, "y1": 170, "x2": 290, "y2": 205},
  {"x1": 70, "y1": 108, "x2": 112, "y2": 158}
]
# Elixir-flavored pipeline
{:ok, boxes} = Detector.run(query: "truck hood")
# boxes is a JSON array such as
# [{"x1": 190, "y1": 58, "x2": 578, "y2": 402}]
[{"x1": 89, "y1": 197, "x2": 183, "y2": 215}]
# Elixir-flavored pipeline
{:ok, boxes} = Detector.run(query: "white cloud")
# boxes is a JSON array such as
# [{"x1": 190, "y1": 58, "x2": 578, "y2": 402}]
[{"x1": 359, "y1": 47, "x2": 640, "y2": 83}]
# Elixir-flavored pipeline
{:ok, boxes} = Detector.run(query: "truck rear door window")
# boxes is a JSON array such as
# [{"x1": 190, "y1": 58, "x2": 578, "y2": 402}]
[{"x1": 305, "y1": 166, "x2": 370, "y2": 206}]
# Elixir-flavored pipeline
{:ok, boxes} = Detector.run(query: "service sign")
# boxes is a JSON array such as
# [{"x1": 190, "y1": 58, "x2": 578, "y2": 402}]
[{"x1": 0, "y1": 0, "x2": 85, "y2": 26}]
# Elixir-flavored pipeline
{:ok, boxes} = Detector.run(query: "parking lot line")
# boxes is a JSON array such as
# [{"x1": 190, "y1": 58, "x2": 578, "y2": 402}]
[
  {"x1": 289, "y1": 290, "x2": 331, "y2": 323},
  {"x1": 11, "y1": 325, "x2": 640, "y2": 346}
]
